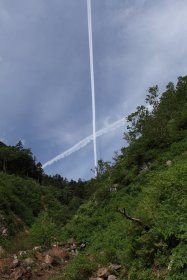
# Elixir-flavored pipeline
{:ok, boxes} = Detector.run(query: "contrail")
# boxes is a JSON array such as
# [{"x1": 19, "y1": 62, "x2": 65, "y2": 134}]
[
  {"x1": 42, "y1": 117, "x2": 126, "y2": 169},
  {"x1": 87, "y1": 0, "x2": 97, "y2": 173}
]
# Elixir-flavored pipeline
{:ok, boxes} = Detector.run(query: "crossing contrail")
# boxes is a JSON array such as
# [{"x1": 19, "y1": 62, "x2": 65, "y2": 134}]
[
  {"x1": 87, "y1": 0, "x2": 97, "y2": 173},
  {"x1": 43, "y1": 2, "x2": 126, "y2": 171},
  {"x1": 42, "y1": 117, "x2": 126, "y2": 169}
]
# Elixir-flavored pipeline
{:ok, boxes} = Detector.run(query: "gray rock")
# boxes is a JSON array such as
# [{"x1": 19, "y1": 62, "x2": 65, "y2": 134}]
[
  {"x1": 32, "y1": 246, "x2": 41, "y2": 251},
  {"x1": 97, "y1": 267, "x2": 109, "y2": 277},
  {"x1": 108, "y1": 275, "x2": 117, "y2": 280},
  {"x1": 11, "y1": 258, "x2": 19, "y2": 268},
  {"x1": 108, "y1": 264, "x2": 121, "y2": 271},
  {"x1": 166, "y1": 160, "x2": 172, "y2": 166},
  {"x1": 110, "y1": 184, "x2": 119, "y2": 192},
  {"x1": 140, "y1": 163, "x2": 149, "y2": 172},
  {"x1": 18, "y1": 250, "x2": 27, "y2": 257},
  {"x1": 23, "y1": 257, "x2": 34, "y2": 266},
  {"x1": 44, "y1": 254, "x2": 53, "y2": 265},
  {"x1": 1, "y1": 227, "x2": 8, "y2": 236}
]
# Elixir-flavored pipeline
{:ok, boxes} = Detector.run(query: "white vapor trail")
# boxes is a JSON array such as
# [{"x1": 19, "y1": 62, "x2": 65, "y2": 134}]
[
  {"x1": 87, "y1": 0, "x2": 97, "y2": 172},
  {"x1": 42, "y1": 117, "x2": 126, "y2": 169}
]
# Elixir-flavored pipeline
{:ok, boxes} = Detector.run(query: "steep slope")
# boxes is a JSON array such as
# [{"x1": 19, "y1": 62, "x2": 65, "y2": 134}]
[
  {"x1": 0, "y1": 173, "x2": 67, "y2": 249},
  {"x1": 57, "y1": 151, "x2": 187, "y2": 280},
  {"x1": 50, "y1": 76, "x2": 187, "y2": 280}
]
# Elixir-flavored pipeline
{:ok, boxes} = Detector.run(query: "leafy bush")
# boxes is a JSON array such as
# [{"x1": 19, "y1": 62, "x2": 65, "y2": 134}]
[
  {"x1": 51, "y1": 254, "x2": 97, "y2": 280},
  {"x1": 26, "y1": 212, "x2": 58, "y2": 247}
]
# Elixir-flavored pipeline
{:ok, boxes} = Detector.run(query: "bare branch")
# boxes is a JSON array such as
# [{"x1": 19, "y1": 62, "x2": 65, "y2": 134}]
[{"x1": 117, "y1": 208, "x2": 143, "y2": 225}]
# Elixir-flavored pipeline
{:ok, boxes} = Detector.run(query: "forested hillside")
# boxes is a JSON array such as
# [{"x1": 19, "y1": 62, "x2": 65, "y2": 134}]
[
  {"x1": 0, "y1": 142, "x2": 92, "y2": 250},
  {"x1": 0, "y1": 76, "x2": 187, "y2": 280}
]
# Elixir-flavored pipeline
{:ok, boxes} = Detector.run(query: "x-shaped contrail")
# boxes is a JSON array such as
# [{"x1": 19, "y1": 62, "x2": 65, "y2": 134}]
[{"x1": 42, "y1": 117, "x2": 125, "y2": 169}]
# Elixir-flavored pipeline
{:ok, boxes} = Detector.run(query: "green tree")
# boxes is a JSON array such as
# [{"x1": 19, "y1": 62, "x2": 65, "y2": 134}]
[
  {"x1": 27, "y1": 212, "x2": 58, "y2": 247},
  {"x1": 15, "y1": 140, "x2": 24, "y2": 150},
  {"x1": 124, "y1": 105, "x2": 149, "y2": 143},
  {"x1": 145, "y1": 85, "x2": 159, "y2": 111}
]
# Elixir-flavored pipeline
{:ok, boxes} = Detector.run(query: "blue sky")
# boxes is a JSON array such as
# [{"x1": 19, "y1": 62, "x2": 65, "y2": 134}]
[{"x1": 1, "y1": 0, "x2": 187, "y2": 180}]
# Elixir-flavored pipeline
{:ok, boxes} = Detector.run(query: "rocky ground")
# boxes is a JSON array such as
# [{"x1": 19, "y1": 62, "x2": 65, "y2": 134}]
[
  {"x1": 0, "y1": 243, "x2": 70, "y2": 280},
  {"x1": 0, "y1": 242, "x2": 122, "y2": 280},
  {"x1": 89, "y1": 264, "x2": 122, "y2": 280}
]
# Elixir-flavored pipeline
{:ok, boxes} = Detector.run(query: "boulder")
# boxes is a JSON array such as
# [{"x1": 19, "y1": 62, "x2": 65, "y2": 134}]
[
  {"x1": 97, "y1": 267, "x2": 109, "y2": 278},
  {"x1": 44, "y1": 254, "x2": 53, "y2": 265},
  {"x1": 32, "y1": 246, "x2": 41, "y2": 251},
  {"x1": 140, "y1": 163, "x2": 149, "y2": 172},
  {"x1": 11, "y1": 258, "x2": 19, "y2": 268},
  {"x1": 18, "y1": 250, "x2": 27, "y2": 257},
  {"x1": 168, "y1": 260, "x2": 174, "y2": 271},
  {"x1": 35, "y1": 251, "x2": 44, "y2": 262},
  {"x1": 110, "y1": 184, "x2": 119, "y2": 193},
  {"x1": 166, "y1": 160, "x2": 172, "y2": 166},
  {"x1": 108, "y1": 264, "x2": 121, "y2": 276},
  {"x1": 2, "y1": 227, "x2": 8, "y2": 237},
  {"x1": 108, "y1": 275, "x2": 117, "y2": 280},
  {"x1": 23, "y1": 257, "x2": 34, "y2": 266},
  {"x1": 108, "y1": 264, "x2": 121, "y2": 271},
  {"x1": 47, "y1": 246, "x2": 69, "y2": 260}
]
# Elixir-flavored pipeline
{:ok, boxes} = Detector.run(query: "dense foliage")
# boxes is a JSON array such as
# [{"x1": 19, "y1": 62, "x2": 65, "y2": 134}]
[
  {"x1": 0, "y1": 76, "x2": 187, "y2": 279},
  {"x1": 51, "y1": 76, "x2": 187, "y2": 279},
  {"x1": 0, "y1": 140, "x2": 43, "y2": 183},
  {"x1": 0, "y1": 146, "x2": 93, "y2": 250}
]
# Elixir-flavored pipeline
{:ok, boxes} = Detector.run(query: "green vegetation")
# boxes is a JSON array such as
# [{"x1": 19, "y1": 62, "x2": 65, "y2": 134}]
[
  {"x1": 0, "y1": 150, "x2": 91, "y2": 251},
  {"x1": 26, "y1": 211, "x2": 59, "y2": 247},
  {"x1": 52, "y1": 76, "x2": 187, "y2": 279},
  {"x1": 50, "y1": 254, "x2": 97, "y2": 280},
  {"x1": 0, "y1": 140, "x2": 43, "y2": 182},
  {"x1": 0, "y1": 76, "x2": 187, "y2": 279}
]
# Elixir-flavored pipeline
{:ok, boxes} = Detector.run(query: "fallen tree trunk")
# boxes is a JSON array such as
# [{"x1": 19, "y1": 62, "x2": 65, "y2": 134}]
[{"x1": 117, "y1": 208, "x2": 151, "y2": 231}]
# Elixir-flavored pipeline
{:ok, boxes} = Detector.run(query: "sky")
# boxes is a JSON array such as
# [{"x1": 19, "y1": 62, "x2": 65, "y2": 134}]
[{"x1": 0, "y1": 0, "x2": 187, "y2": 181}]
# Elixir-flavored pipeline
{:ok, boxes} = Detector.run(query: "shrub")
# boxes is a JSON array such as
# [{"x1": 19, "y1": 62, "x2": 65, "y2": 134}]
[
  {"x1": 26, "y1": 212, "x2": 58, "y2": 247},
  {"x1": 51, "y1": 254, "x2": 97, "y2": 280}
]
